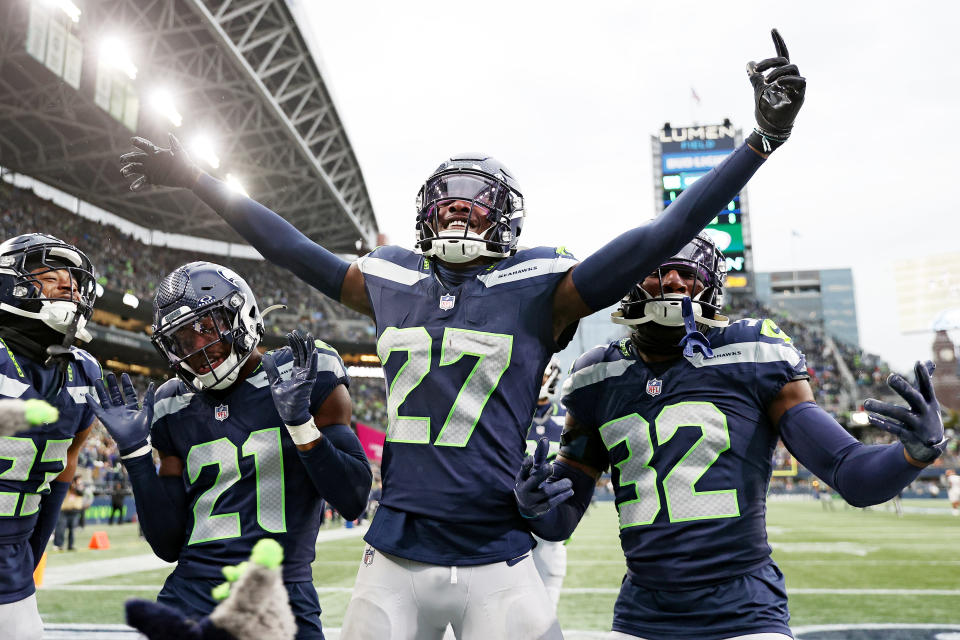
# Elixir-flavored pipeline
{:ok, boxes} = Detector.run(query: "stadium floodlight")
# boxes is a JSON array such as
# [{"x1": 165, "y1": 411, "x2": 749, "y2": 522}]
[
  {"x1": 150, "y1": 89, "x2": 182, "y2": 127},
  {"x1": 100, "y1": 37, "x2": 137, "y2": 80},
  {"x1": 189, "y1": 135, "x2": 220, "y2": 169},
  {"x1": 850, "y1": 411, "x2": 870, "y2": 426},
  {"x1": 122, "y1": 293, "x2": 139, "y2": 309},
  {"x1": 225, "y1": 174, "x2": 248, "y2": 197},
  {"x1": 42, "y1": 0, "x2": 81, "y2": 22}
]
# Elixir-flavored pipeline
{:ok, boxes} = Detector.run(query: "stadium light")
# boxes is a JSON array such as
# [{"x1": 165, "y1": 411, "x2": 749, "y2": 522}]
[
  {"x1": 100, "y1": 37, "x2": 137, "y2": 80},
  {"x1": 94, "y1": 283, "x2": 104, "y2": 298},
  {"x1": 150, "y1": 90, "x2": 182, "y2": 127},
  {"x1": 850, "y1": 411, "x2": 870, "y2": 426},
  {"x1": 189, "y1": 135, "x2": 220, "y2": 169},
  {"x1": 225, "y1": 174, "x2": 248, "y2": 197},
  {"x1": 122, "y1": 292, "x2": 139, "y2": 309},
  {"x1": 347, "y1": 366, "x2": 385, "y2": 378},
  {"x1": 42, "y1": 0, "x2": 81, "y2": 23}
]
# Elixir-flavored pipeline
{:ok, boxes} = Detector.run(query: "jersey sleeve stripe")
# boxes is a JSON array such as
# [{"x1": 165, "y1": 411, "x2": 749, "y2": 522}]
[
  {"x1": 152, "y1": 393, "x2": 195, "y2": 424},
  {"x1": 357, "y1": 256, "x2": 430, "y2": 285},
  {"x1": 316, "y1": 352, "x2": 346, "y2": 379},
  {"x1": 562, "y1": 359, "x2": 633, "y2": 396},
  {"x1": 685, "y1": 341, "x2": 802, "y2": 368},
  {"x1": 0, "y1": 374, "x2": 30, "y2": 398},
  {"x1": 66, "y1": 386, "x2": 95, "y2": 404},
  {"x1": 477, "y1": 257, "x2": 578, "y2": 288},
  {"x1": 246, "y1": 360, "x2": 295, "y2": 389}
]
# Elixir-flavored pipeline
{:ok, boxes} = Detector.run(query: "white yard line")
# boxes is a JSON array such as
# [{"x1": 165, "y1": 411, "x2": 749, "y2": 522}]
[{"x1": 39, "y1": 524, "x2": 368, "y2": 588}]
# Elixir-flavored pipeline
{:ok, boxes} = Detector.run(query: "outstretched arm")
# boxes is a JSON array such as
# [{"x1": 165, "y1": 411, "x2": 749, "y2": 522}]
[
  {"x1": 771, "y1": 365, "x2": 945, "y2": 508},
  {"x1": 118, "y1": 135, "x2": 371, "y2": 316},
  {"x1": 552, "y1": 29, "x2": 806, "y2": 339}
]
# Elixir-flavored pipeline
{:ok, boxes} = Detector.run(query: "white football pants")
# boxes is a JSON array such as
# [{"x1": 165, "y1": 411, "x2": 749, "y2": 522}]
[
  {"x1": 531, "y1": 535, "x2": 567, "y2": 610},
  {"x1": 341, "y1": 545, "x2": 563, "y2": 640}
]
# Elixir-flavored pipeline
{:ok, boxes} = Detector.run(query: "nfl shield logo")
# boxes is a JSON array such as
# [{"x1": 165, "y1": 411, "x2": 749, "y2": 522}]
[
  {"x1": 439, "y1": 294, "x2": 456, "y2": 310},
  {"x1": 363, "y1": 546, "x2": 376, "y2": 566},
  {"x1": 646, "y1": 378, "x2": 662, "y2": 397},
  {"x1": 214, "y1": 404, "x2": 229, "y2": 421}
]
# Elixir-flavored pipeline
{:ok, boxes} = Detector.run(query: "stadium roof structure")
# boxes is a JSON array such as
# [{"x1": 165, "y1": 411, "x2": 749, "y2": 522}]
[{"x1": 0, "y1": 0, "x2": 378, "y2": 252}]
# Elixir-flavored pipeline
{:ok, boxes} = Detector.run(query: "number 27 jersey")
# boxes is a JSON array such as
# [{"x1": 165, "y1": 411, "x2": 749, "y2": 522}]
[{"x1": 562, "y1": 318, "x2": 807, "y2": 589}]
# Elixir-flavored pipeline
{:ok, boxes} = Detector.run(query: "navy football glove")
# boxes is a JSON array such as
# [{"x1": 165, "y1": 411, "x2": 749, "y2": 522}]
[
  {"x1": 746, "y1": 29, "x2": 806, "y2": 153},
  {"x1": 863, "y1": 361, "x2": 948, "y2": 464},
  {"x1": 514, "y1": 437, "x2": 574, "y2": 519},
  {"x1": 263, "y1": 330, "x2": 317, "y2": 428},
  {"x1": 85, "y1": 373, "x2": 155, "y2": 457},
  {"x1": 120, "y1": 133, "x2": 202, "y2": 192}
]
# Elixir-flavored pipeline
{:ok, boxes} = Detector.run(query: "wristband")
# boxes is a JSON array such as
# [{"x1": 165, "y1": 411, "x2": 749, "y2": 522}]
[{"x1": 286, "y1": 417, "x2": 322, "y2": 446}]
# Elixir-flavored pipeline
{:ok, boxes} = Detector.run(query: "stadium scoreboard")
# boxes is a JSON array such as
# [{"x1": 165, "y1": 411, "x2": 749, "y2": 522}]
[{"x1": 651, "y1": 123, "x2": 753, "y2": 291}]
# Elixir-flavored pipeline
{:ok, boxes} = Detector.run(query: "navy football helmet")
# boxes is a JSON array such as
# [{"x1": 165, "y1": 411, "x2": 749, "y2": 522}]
[
  {"x1": 539, "y1": 358, "x2": 562, "y2": 401},
  {"x1": 0, "y1": 233, "x2": 97, "y2": 342},
  {"x1": 415, "y1": 153, "x2": 524, "y2": 263},
  {"x1": 612, "y1": 232, "x2": 729, "y2": 329},
  {"x1": 152, "y1": 262, "x2": 264, "y2": 392}
]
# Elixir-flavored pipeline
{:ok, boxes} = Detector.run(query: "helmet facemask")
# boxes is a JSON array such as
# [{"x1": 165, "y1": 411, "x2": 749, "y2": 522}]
[
  {"x1": 0, "y1": 240, "x2": 98, "y2": 343},
  {"x1": 612, "y1": 234, "x2": 729, "y2": 356},
  {"x1": 416, "y1": 168, "x2": 524, "y2": 263},
  {"x1": 154, "y1": 290, "x2": 261, "y2": 393}
]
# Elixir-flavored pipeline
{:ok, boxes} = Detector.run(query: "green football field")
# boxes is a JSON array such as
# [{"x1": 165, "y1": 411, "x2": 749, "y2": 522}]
[{"x1": 37, "y1": 498, "x2": 960, "y2": 634}]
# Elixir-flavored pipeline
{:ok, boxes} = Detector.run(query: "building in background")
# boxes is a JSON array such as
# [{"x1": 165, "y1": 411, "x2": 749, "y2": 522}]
[
  {"x1": 753, "y1": 268, "x2": 860, "y2": 348},
  {"x1": 931, "y1": 330, "x2": 960, "y2": 412}
]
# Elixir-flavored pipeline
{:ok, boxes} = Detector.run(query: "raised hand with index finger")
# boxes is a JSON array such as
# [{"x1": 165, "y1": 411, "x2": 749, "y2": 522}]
[{"x1": 746, "y1": 28, "x2": 806, "y2": 154}]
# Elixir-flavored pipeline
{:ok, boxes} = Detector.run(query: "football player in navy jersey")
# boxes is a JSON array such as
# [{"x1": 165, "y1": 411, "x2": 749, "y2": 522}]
[
  {"x1": 118, "y1": 30, "x2": 807, "y2": 640},
  {"x1": 525, "y1": 359, "x2": 569, "y2": 609},
  {"x1": 0, "y1": 233, "x2": 102, "y2": 639},
  {"x1": 84, "y1": 262, "x2": 371, "y2": 640},
  {"x1": 521, "y1": 232, "x2": 948, "y2": 640}
]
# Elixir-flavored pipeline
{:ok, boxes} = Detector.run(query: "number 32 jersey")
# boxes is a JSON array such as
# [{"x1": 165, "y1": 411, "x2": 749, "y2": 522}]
[
  {"x1": 358, "y1": 245, "x2": 578, "y2": 565},
  {"x1": 150, "y1": 343, "x2": 347, "y2": 582},
  {"x1": 562, "y1": 318, "x2": 807, "y2": 589}
]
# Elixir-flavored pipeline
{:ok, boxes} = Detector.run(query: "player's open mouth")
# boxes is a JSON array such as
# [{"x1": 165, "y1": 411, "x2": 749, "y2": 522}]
[
  {"x1": 443, "y1": 218, "x2": 478, "y2": 233},
  {"x1": 194, "y1": 356, "x2": 226, "y2": 373}
]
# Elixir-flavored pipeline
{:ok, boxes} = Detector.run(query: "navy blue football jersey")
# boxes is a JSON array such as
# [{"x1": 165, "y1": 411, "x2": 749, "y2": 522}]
[
  {"x1": 562, "y1": 318, "x2": 807, "y2": 589},
  {"x1": 150, "y1": 341, "x2": 347, "y2": 583},
  {"x1": 525, "y1": 401, "x2": 566, "y2": 459},
  {"x1": 0, "y1": 339, "x2": 101, "y2": 602},
  {"x1": 358, "y1": 245, "x2": 578, "y2": 565}
]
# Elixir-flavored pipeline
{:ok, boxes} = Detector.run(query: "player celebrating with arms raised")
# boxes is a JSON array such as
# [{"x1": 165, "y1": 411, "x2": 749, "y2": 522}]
[
  {"x1": 85, "y1": 262, "x2": 371, "y2": 639},
  {"x1": 519, "y1": 232, "x2": 948, "y2": 640},
  {"x1": 118, "y1": 30, "x2": 805, "y2": 640}
]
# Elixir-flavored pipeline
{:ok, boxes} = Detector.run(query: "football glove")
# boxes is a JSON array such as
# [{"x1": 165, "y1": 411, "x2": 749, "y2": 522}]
[
  {"x1": 863, "y1": 361, "x2": 948, "y2": 464},
  {"x1": 263, "y1": 330, "x2": 320, "y2": 445},
  {"x1": 85, "y1": 373, "x2": 155, "y2": 458},
  {"x1": 120, "y1": 133, "x2": 202, "y2": 192},
  {"x1": 746, "y1": 28, "x2": 806, "y2": 153},
  {"x1": 514, "y1": 437, "x2": 574, "y2": 519}
]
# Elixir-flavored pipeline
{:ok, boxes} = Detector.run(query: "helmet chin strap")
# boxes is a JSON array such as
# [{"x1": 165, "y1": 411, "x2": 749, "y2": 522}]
[
  {"x1": 431, "y1": 231, "x2": 486, "y2": 264},
  {"x1": 185, "y1": 351, "x2": 245, "y2": 391}
]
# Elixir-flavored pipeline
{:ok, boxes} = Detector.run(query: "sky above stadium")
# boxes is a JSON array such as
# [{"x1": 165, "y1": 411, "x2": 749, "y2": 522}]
[{"x1": 298, "y1": 0, "x2": 960, "y2": 372}]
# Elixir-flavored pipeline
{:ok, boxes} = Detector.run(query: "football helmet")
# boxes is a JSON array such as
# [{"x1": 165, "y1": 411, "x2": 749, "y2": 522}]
[
  {"x1": 0, "y1": 233, "x2": 97, "y2": 342},
  {"x1": 415, "y1": 153, "x2": 524, "y2": 263},
  {"x1": 152, "y1": 262, "x2": 263, "y2": 392},
  {"x1": 612, "y1": 232, "x2": 729, "y2": 329},
  {"x1": 540, "y1": 358, "x2": 562, "y2": 401}
]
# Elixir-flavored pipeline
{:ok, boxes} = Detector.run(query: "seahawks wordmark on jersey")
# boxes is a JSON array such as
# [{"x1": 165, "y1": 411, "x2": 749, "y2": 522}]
[
  {"x1": 358, "y1": 245, "x2": 577, "y2": 565},
  {"x1": 150, "y1": 341, "x2": 347, "y2": 583}
]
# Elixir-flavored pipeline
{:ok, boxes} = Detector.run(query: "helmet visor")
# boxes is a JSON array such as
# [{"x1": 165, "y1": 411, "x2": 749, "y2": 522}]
[
  {"x1": 162, "y1": 307, "x2": 233, "y2": 361},
  {"x1": 423, "y1": 174, "x2": 507, "y2": 215},
  {"x1": 18, "y1": 245, "x2": 97, "y2": 312}
]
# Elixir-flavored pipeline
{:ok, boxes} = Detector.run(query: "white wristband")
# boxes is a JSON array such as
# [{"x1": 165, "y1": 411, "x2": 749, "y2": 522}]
[
  {"x1": 122, "y1": 444, "x2": 152, "y2": 459},
  {"x1": 286, "y1": 417, "x2": 322, "y2": 446}
]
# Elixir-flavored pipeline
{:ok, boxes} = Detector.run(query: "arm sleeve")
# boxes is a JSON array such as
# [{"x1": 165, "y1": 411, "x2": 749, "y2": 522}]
[
  {"x1": 524, "y1": 461, "x2": 596, "y2": 542},
  {"x1": 296, "y1": 424, "x2": 372, "y2": 521},
  {"x1": 778, "y1": 401, "x2": 922, "y2": 508},
  {"x1": 28, "y1": 480, "x2": 69, "y2": 568},
  {"x1": 572, "y1": 143, "x2": 765, "y2": 311},
  {"x1": 122, "y1": 453, "x2": 187, "y2": 562},
  {"x1": 192, "y1": 174, "x2": 351, "y2": 301}
]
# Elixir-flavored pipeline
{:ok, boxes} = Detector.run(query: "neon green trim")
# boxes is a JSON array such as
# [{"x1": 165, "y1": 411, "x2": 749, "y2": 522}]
[
  {"x1": 760, "y1": 318, "x2": 792, "y2": 343},
  {"x1": 0, "y1": 338, "x2": 24, "y2": 378}
]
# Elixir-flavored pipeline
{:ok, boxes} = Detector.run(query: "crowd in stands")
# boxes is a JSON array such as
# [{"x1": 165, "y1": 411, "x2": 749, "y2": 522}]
[{"x1": 1, "y1": 181, "x2": 375, "y2": 344}]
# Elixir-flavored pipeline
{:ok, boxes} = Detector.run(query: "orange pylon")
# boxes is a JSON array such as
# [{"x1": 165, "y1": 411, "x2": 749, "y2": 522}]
[{"x1": 88, "y1": 531, "x2": 110, "y2": 549}]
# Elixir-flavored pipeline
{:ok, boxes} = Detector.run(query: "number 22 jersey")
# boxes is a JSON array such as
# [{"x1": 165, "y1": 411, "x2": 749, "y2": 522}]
[
  {"x1": 562, "y1": 318, "x2": 807, "y2": 589},
  {"x1": 358, "y1": 245, "x2": 578, "y2": 565}
]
